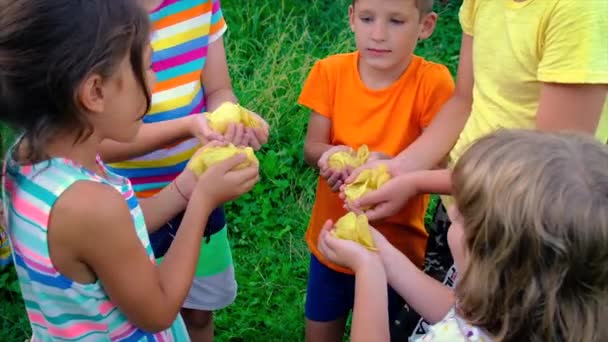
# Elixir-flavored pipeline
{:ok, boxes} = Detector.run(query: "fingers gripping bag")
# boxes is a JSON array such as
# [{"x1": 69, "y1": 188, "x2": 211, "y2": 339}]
[{"x1": 332, "y1": 212, "x2": 377, "y2": 251}]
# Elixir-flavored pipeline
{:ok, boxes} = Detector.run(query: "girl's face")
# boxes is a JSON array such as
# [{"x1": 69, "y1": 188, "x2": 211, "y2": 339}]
[
  {"x1": 83, "y1": 45, "x2": 155, "y2": 143},
  {"x1": 447, "y1": 204, "x2": 468, "y2": 275}
]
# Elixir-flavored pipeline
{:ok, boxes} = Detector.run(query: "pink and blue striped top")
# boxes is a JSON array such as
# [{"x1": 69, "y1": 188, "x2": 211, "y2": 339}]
[
  {"x1": 106, "y1": 0, "x2": 227, "y2": 199},
  {"x1": 3, "y1": 155, "x2": 189, "y2": 341}
]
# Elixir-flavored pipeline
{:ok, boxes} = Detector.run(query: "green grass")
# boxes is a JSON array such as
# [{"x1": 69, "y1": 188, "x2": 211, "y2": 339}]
[{"x1": 0, "y1": 1, "x2": 462, "y2": 340}]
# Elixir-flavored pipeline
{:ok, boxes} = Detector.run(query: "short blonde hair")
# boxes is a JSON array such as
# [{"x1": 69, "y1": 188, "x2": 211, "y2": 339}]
[
  {"x1": 351, "y1": 0, "x2": 434, "y2": 15},
  {"x1": 452, "y1": 129, "x2": 608, "y2": 342}
]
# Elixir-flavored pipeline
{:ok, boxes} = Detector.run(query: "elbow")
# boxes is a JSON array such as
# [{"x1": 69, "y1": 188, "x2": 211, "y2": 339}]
[
  {"x1": 453, "y1": 89, "x2": 473, "y2": 113},
  {"x1": 426, "y1": 290, "x2": 456, "y2": 324},
  {"x1": 139, "y1": 316, "x2": 175, "y2": 334},
  {"x1": 132, "y1": 310, "x2": 178, "y2": 333}
]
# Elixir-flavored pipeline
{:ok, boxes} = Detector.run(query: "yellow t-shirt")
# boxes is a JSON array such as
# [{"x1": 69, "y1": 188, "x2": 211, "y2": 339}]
[{"x1": 450, "y1": 0, "x2": 608, "y2": 167}]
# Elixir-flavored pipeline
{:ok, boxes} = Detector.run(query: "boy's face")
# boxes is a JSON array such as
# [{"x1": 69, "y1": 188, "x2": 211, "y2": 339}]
[{"x1": 349, "y1": 0, "x2": 435, "y2": 72}]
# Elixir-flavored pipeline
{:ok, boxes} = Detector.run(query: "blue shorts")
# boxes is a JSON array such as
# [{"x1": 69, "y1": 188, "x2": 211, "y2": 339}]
[{"x1": 305, "y1": 254, "x2": 405, "y2": 322}]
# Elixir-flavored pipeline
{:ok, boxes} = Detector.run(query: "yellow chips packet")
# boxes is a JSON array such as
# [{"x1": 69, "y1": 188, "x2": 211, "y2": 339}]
[
  {"x1": 332, "y1": 212, "x2": 377, "y2": 250},
  {"x1": 327, "y1": 145, "x2": 370, "y2": 171},
  {"x1": 188, "y1": 144, "x2": 258, "y2": 176},
  {"x1": 207, "y1": 102, "x2": 262, "y2": 134},
  {"x1": 344, "y1": 164, "x2": 391, "y2": 208}
]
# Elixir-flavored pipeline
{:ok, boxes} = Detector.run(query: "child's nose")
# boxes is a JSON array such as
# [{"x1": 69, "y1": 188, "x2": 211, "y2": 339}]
[{"x1": 370, "y1": 22, "x2": 388, "y2": 42}]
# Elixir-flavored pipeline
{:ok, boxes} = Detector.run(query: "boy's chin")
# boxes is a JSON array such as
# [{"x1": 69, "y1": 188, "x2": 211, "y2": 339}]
[{"x1": 361, "y1": 55, "x2": 411, "y2": 71}]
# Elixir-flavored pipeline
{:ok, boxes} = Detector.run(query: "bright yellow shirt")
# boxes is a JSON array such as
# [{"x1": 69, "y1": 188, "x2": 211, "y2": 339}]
[{"x1": 451, "y1": 0, "x2": 608, "y2": 168}]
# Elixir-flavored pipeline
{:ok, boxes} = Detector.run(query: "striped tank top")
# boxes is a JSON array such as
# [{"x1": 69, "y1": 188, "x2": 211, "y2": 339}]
[
  {"x1": 3, "y1": 155, "x2": 189, "y2": 341},
  {"x1": 107, "y1": 0, "x2": 227, "y2": 198}
]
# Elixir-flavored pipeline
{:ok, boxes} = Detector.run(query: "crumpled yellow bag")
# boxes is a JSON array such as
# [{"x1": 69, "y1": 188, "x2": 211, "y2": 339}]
[
  {"x1": 327, "y1": 145, "x2": 369, "y2": 170},
  {"x1": 344, "y1": 164, "x2": 391, "y2": 207},
  {"x1": 188, "y1": 144, "x2": 258, "y2": 176},
  {"x1": 332, "y1": 212, "x2": 377, "y2": 250},
  {"x1": 207, "y1": 102, "x2": 262, "y2": 134}
]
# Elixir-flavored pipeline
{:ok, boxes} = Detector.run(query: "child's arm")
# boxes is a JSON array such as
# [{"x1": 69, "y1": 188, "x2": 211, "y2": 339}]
[
  {"x1": 349, "y1": 169, "x2": 452, "y2": 221},
  {"x1": 371, "y1": 228, "x2": 456, "y2": 324},
  {"x1": 98, "y1": 116, "x2": 214, "y2": 163},
  {"x1": 138, "y1": 141, "x2": 229, "y2": 232},
  {"x1": 137, "y1": 170, "x2": 195, "y2": 233},
  {"x1": 303, "y1": 113, "x2": 336, "y2": 167},
  {"x1": 201, "y1": 38, "x2": 237, "y2": 111},
  {"x1": 391, "y1": 34, "x2": 474, "y2": 173},
  {"x1": 304, "y1": 112, "x2": 352, "y2": 191},
  {"x1": 50, "y1": 156, "x2": 258, "y2": 332},
  {"x1": 202, "y1": 37, "x2": 269, "y2": 149},
  {"x1": 536, "y1": 84, "x2": 607, "y2": 134},
  {"x1": 351, "y1": 260, "x2": 390, "y2": 342},
  {"x1": 534, "y1": 0, "x2": 607, "y2": 136},
  {"x1": 317, "y1": 221, "x2": 390, "y2": 342}
]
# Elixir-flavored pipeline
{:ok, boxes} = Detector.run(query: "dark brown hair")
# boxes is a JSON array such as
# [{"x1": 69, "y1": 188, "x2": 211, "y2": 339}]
[
  {"x1": 0, "y1": 0, "x2": 151, "y2": 163},
  {"x1": 452, "y1": 129, "x2": 608, "y2": 342}
]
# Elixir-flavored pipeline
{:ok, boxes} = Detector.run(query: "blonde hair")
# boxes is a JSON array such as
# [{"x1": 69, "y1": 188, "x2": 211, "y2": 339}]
[
  {"x1": 351, "y1": 0, "x2": 434, "y2": 15},
  {"x1": 451, "y1": 129, "x2": 608, "y2": 342}
]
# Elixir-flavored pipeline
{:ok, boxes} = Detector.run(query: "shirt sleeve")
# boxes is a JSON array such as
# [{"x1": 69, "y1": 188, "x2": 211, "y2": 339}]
[
  {"x1": 209, "y1": 0, "x2": 227, "y2": 43},
  {"x1": 458, "y1": 0, "x2": 476, "y2": 36},
  {"x1": 298, "y1": 59, "x2": 333, "y2": 118},
  {"x1": 418, "y1": 64, "x2": 455, "y2": 128},
  {"x1": 537, "y1": 0, "x2": 608, "y2": 84}
]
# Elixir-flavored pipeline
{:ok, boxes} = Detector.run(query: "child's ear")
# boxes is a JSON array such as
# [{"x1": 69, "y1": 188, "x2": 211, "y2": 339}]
[
  {"x1": 418, "y1": 12, "x2": 438, "y2": 40},
  {"x1": 77, "y1": 74, "x2": 105, "y2": 114},
  {"x1": 348, "y1": 5, "x2": 356, "y2": 32}
]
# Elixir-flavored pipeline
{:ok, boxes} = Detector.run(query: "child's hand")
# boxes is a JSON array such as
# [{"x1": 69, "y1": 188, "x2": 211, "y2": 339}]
[
  {"x1": 174, "y1": 141, "x2": 230, "y2": 199},
  {"x1": 244, "y1": 111, "x2": 270, "y2": 150},
  {"x1": 189, "y1": 114, "x2": 225, "y2": 144},
  {"x1": 318, "y1": 145, "x2": 353, "y2": 192},
  {"x1": 317, "y1": 220, "x2": 383, "y2": 273},
  {"x1": 318, "y1": 145, "x2": 351, "y2": 169},
  {"x1": 345, "y1": 158, "x2": 400, "y2": 185},
  {"x1": 320, "y1": 167, "x2": 351, "y2": 192},
  {"x1": 193, "y1": 153, "x2": 259, "y2": 207},
  {"x1": 368, "y1": 151, "x2": 391, "y2": 162},
  {"x1": 223, "y1": 123, "x2": 249, "y2": 147},
  {"x1": 342, "y1": 174, "x2": 419, "y2": 221}
]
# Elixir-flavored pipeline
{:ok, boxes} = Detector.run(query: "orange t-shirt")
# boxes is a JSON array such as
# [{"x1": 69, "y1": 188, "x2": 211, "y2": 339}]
[{"x1": 298, "y1": 52, "x2": 454, "y2": 274}]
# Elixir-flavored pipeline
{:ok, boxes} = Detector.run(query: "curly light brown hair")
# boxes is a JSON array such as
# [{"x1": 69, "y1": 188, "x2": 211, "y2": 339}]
[{"x1": 451, "y1": 129, "x2": 608, "y2": 342}]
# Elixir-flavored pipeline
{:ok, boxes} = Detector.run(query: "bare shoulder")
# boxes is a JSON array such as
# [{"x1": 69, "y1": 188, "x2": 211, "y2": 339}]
[
  {"x1": 50, "y1": 180, "x2": 133, "y2": 253},
  {"x1": 52, "y1": 181, "x2": 129, "y2": 227},
  {"x1": 48, "y1": 180, "x2": 135, "y2": 282}
]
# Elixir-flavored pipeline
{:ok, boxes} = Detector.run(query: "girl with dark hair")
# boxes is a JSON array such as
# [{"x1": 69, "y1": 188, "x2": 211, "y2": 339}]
[{"x1": 0, "y1": 0, "x2": 258, "y2": 340}]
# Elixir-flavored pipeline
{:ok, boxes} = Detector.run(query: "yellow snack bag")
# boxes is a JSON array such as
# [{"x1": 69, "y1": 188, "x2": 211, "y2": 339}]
[
  {"x1": 188, "y1": 144, "x2": 258, "y2": 176},
  {"x1": 327, "y1": 145, "x2": 370, "y2": 170},
  {"x1": 332, "y1": 212, "x2": 377, "y2": 250},
  {"x1": 344, "y1": 164, "x2": 391, "y2": 208},
  {"x1": 240, "y1": 109, "x2": 261, "y2": 128},
  {"x1": 207, "y1": 102, "x2": 262, "y2": 134}
]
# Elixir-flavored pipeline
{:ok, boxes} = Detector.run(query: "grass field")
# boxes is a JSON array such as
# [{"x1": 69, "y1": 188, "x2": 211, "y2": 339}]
[{"x1": 0, "y1": 1, "x2": 462, "y2": 340}]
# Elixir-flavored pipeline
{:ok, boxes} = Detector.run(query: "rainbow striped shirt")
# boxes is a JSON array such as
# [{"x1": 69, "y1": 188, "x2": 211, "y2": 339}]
[
  {"x1": 4, "y1": 156, "x2": 189, "y2": 341},
  {"x1": 107, "y1": 0, "x2": 227, "y2": 198}
]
